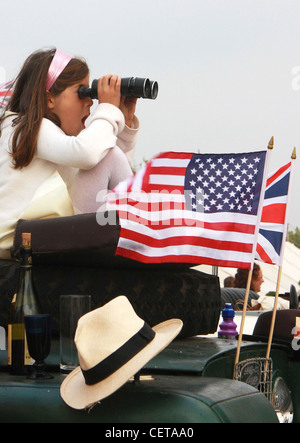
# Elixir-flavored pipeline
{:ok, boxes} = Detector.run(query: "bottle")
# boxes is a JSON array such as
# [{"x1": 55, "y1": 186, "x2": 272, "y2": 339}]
[
  {"x1": 218, "y1": 303, "x2": 238, "y2": 340},
  {"x1": 8, "y1": 233, "x2": 42, "y2": 375}
]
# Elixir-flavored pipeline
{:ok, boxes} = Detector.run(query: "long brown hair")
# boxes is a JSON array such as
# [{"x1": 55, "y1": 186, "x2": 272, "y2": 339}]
[
  {"x1": 234, "y1": 263, "x2": 261, "y2": 291},
  {"x1": 1, "y1": 48, "x2": 89, "y2": 169}
]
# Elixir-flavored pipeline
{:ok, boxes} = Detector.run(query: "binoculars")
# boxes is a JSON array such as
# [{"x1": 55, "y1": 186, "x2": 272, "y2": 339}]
[{"x1": 78, "y1": 77, "x2": 158, "y2": 100}]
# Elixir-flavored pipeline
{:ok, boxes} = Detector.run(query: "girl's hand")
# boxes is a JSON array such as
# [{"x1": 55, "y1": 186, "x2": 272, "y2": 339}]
[
  {"x1": 97, "y1": 75, "x2": 121, "y2": 108},
  {"x1": 120, "y1": 96, "x2": 137, "y2": 128}
]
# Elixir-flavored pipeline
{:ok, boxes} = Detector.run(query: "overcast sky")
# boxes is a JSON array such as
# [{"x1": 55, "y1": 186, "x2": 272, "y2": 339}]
[{"x1": 2, "y1": 0, "x2": 300, "y2": 227}]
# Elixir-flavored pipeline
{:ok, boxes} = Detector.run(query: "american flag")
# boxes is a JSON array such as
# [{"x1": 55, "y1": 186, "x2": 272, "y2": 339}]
[
  {"x1": 0, "y1": 80, "x2": 13, "y2": 109},
  {"x1": 107, "y1": 150, "x2": 269, "y2": 268},
  {"x1": 256, "y1": 161, "x2": 293, "y2": 266}
]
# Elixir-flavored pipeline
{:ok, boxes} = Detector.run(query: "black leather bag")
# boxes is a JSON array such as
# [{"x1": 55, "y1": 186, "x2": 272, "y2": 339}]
[{"x1": 0, "y1": 213, "x2": 221, "y2": 338}]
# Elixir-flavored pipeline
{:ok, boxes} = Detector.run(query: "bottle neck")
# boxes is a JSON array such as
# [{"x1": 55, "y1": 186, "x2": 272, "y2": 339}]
[
  {"x1": 20, "y1": 245, "x2": 33, "y2": 268},
  {"x1": 16, "y1": 247, "x2": 40, "y2": 311}
]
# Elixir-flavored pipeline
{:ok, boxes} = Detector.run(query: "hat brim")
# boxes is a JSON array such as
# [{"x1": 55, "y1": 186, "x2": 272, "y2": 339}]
[{"x1": 60, "y1": 318, "x2": 183, "y2": 410}]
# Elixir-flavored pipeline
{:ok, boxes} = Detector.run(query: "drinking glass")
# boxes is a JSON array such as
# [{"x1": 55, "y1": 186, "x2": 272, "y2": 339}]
[
  {"x1": 24, "y1": 314, "x2": 53, "y2": 380},
  {"x1": 60, "y1": 295, "x2": 91, "y2": 373}
]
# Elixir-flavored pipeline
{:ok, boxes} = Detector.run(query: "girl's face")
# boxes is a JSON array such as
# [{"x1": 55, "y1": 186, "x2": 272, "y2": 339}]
[
  {"x1": 252, "y1": 269, "x2": 264, "y2": 293},
  {"x1": 47, "y1": 74, "x2": 93, "y2": 136}
]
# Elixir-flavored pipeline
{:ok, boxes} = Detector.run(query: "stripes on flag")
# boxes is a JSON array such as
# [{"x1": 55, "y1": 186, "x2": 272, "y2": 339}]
[
  {"x1": 107, "y1": 150, "x2": 268, "y2": 268},
  {"x1": 256, "y1": 161, "x2": 292, "y2": 266},
  {"x1": 0, "y1": 80, "x2": 13, "y2": 109}
]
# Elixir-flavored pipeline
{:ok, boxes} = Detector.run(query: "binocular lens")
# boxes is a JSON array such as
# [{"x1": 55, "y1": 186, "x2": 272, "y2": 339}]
[
  {"x1": 78, "y1": 77, "x2": 158, "y2": 100},
  {"x1": 150, "y1": 80, "x2": 158, "y2": 100},
  {"x1": 121, "y1": 77, "x2": 151, "y2": 99}
]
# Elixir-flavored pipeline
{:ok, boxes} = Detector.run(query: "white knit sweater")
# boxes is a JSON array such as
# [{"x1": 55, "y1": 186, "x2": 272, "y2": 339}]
[
  {"x1": 0, "y1": 103, "x2": 138, "y2": 224},
  {"x1": 0, "y1": 103, "x2": 138, "y2": 257}
]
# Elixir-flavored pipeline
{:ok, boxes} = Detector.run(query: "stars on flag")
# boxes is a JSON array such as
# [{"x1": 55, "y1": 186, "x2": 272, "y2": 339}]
[{"x1": 185, "y1": 153, "x2": 263, "y2": 215}]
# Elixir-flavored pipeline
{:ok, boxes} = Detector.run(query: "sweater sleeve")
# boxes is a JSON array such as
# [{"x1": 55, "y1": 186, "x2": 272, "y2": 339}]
[
  {"x1": 116, "y1": 115, "x2": 139, "y2": 165},
  {"x1": 36, "y1": 103, "x2": 125, "y2": 169}
]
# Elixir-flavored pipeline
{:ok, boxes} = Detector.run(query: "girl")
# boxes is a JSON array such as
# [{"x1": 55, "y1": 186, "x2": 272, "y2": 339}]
[{"x1": 0, "y1": 48, "x2": 139, "y2": 258}]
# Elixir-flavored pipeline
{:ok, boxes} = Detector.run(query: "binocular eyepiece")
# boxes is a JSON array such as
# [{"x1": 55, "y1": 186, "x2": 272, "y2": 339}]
[{"x1": 78, "y1": 77, "x2": 158, "y2": 100}]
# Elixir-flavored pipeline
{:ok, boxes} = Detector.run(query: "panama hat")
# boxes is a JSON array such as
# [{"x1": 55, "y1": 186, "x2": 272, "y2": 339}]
[{"x1": 60, "y1": 295, "x2": 183, "y2": 410}]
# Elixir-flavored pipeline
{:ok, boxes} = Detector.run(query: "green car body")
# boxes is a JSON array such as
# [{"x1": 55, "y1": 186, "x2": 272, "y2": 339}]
[{"x1": 0, "y1": 333, "x2": 296, "y2": 423}]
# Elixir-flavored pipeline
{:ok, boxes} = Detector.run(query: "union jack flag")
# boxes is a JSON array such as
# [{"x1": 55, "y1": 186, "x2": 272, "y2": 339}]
[
  {"x1": 255, "y1": 161, "x2": 293, "y2": 266},
  {"x1": 107, "y1": 150, "x2": 270, "y2": 269},
  {"x1": 0, "y1": 80, "x2": 13, "y2": 109}
]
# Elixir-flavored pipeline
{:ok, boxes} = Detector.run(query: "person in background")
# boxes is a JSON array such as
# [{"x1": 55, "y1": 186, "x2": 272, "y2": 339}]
[
  {"x1": 223, "y1": 276, "x2": 235, "y2": 288},
  {"x1": 234, "y1": 263, "x2": 264, "y2": 293},
  {"x1": 234, "y1": 263, "x2": 289, "y2": 310}
]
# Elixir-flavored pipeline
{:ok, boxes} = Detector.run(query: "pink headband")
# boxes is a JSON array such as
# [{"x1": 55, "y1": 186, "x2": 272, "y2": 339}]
[{"x1": 46, "y1": 49, "x2": 72, "y2": 91}]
